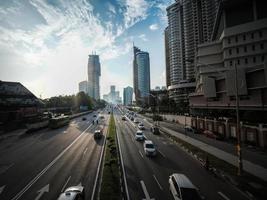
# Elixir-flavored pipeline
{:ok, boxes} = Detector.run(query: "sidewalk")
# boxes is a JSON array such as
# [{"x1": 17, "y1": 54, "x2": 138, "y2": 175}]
[
  {"x1": 0, "y1": 128, "x2": 27, "y2": 140},
  {"x1": 141, "y1": 115, "x2": 267, "y2": 182}
]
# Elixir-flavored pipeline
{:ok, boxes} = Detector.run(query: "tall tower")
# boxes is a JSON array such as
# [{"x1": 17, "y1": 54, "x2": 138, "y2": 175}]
[
  {"x1": 87, "y1": 54, "x2": 101, "y2": 100},
  {"x1": 133, "y1": 45, "x2": 141, "y2": 101}
]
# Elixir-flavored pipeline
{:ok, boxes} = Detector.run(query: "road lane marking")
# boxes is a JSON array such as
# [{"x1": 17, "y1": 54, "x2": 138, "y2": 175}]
[
  {"x1": 0, "y1": 185, "x2": 5, "y2": 195},
  {"x1": 218, "y1": 191, "x2": 230, "y2": 200},
  {"x1": 158, "y1": 150, "x2": 166, "y2": 158},
  {"x1": 61, "y1": 176, "x2": 71, "y2": 192},
  {"x1": 153, "y1": 175, "x2": 163, "y2": 191},
  {"x1": 140, "y1": 180, "x2": 155, "y2": 200},
  {"x1": 139, "y1": 150, "x2": 144, "y2": 158},
  {"x1": 116, "y1": 123, "x2": 130, "y2": 200},
  {"x1": 83, "y1": 147, "x2": 88, "y2": 156},
  {"x1": 10, "y1": 124, "x2": 93, "y2": 200},
  {"x1": 35, "y1": 184, "x2": 49, "y2": 200},
  {"x1": 0, "y1": 163, "x2": 14, "y2": 175}
]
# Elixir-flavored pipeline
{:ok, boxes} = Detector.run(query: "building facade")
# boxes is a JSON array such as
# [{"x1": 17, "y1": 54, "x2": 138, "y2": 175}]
[
  {"x1": 123, "y1": 86, "x2": 133, "y2": 106},
  {"x1": 133, "y1": 46, "x2": 141, "y2": 100},
  {"x1": 87, "y1": 54, "x2": 101, "y2": 100},
  {"x1": 189, "y1": 0, "x2": 267, "y2": 123},
  {"x1": 164, "y1": 27, "x2": 171, "y2": 88},
  {"x1": 78, "y1": 80, "x2": 88, "y2": 94}
]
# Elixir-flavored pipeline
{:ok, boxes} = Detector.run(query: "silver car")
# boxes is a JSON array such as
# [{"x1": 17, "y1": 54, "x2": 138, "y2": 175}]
[{"x1": 57, "y1": 186, "x2": 85, "y2": 200}]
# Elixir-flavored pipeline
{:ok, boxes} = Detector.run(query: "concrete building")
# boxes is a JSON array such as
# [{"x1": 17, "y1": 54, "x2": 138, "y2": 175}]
[
  {"x1": 133, "y1": 45, "x2": 151, "y2": 106},
  {"x1": 123, "y1": 86, "x2": 133, "y2": 106},
  {"x1": 164, "y1": 27, "x2": 171, "y2": 88},
  {"x1": 87, "y1": 54, "x2": 101, "y2": 100},
  {"x1": 78, "y1": 80, "x2": 88, "y2": 94},
  {"x1": 189, "y1": 0, "x2": 267, "y2": 123},
  {"x1": 103, "y1": 85, "x2": 121, "y2": 104}
]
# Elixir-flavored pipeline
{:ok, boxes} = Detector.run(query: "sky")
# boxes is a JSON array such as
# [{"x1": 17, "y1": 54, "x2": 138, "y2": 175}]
[{"x1": 0, "y1": 0, "x2": 173, "y2": 99}]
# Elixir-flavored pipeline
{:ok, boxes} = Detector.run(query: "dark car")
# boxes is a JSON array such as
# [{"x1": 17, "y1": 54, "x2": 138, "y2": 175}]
[
  {"x1": 57, "y1": 186, "x2": 85, "y2": 200},
  {"x1": 151, "y1": 126, "x2": 160, "y2": 135},
  {"x1": 82, "y1": 117, "x2": 86, "y2": 121},
  {"x1": 94, "y1": 129, "x2": 103, "y2": 139}
]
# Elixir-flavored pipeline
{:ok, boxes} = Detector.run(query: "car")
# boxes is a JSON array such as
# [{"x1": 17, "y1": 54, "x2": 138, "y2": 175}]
[
  {"x1": 121, "y1": 116, "x2": 126, "y2": 120},
  {"x1": 100, "y1": 115, "x2": 105, "y2": 119},
  {"x1": 133, "y1": 118, "x2": 139, "y2": 123},
  {"x1": 130, "y1": 116, "x2": 134, "y2": 121},
  {"x1": 150, "y1": 125, "x2": 160, "y2": 134},
  {"x1": 138, "y1": 123, "x2": 145, "y2": 130},
  {"x1": 135, "y1": 130, "x2": 145, "y2": 141},
  {"x1": 57, "y1": 186, "x2": 85, "y2": 200},
  {"x1": 169, "y1": 173, "x2": 202, "y2": 200},
  {"x1": 143, "y1": 140, "x2": 157, "y2": 156},
  {"x1": 185, "y1": 126, "x2": 200, "y2": 134},
  {"x1": 82, "y1": 117, "x2": 86, "y2": 121},
  {"x1": 94, "y1": 129, "x2": 103, "y2": 139},
  {"x1": 93, "y1": 114, "x2": 97, "y2": 117}
]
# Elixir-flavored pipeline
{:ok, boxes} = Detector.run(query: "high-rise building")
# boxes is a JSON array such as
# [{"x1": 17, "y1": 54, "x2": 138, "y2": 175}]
[
  {"x1": 123, "y1": 86, "x2": 133, "y2": 106},
  {"x1": 164, "y1": 27, "x2": 171, "y2": 88},
  {"x1": 133, "y1": 45, "x2": 151, "y2": 105},
  {"x1": 136, "y1": 51, "x2": 151, "y2": 105},
  {"x1": 78, "y1": 81, "x2": 88, "y2": 94},
  {"x1": 103, "y1": 85, "x2": 121, "y2": 104},
  {"x1": 87, "y1": 54, "x2": 101, "y2": 100}
]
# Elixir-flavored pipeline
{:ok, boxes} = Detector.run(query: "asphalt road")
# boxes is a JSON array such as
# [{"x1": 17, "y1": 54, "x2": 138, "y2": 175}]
[
  {"x1": 115, "y1": 108, "x2": 249, "y2": 200},
  {"x1": 0, "y1": 109, "x2": 109, "y2": 200}
]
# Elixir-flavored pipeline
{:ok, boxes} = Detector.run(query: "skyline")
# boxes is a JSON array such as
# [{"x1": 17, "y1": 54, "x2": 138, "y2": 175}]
[{"x1": 0, "y1": 0, "x2": 173, "y2": 99}]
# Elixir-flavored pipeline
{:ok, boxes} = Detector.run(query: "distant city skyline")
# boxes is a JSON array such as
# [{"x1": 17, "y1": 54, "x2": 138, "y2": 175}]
[{"x1": 0, "y1": 0, "x2": 173, "y2": 99}]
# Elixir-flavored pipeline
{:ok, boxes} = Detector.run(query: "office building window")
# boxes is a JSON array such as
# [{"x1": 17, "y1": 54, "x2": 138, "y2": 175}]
[
  {"x1": 229, "y1": 49, "x2": 232, "y2": 55},
  {"x1": 251, "y1": 33, "x2": 254, "y2": 39},
  {"x1": 236, "y1": 48, "x2": 239, "y2": 54},
  {"x1": 260, "y1": 43, "x2": 264, "y2": 49},
  {"x1": 228, "y1": 38, "x2": 231, "y2": 44},
  {"x1": 252, "y1": 45, "x2": 255, "y2": 51},
  {"x1": 253, "y1": 57, "x2": 256, "y2": 63},
  {"x1": 244, "y1": 46, "x2": 247, "y2": 52},
  {"x1": 243, "y1": 35, "x2": 246, "y2": 41},
  {"x1": 261, "y1": 55, "x2": 265, "y2": 62},
  {"x1": 235, "y1": 36, "x2": 238, "y2": 42},
  {"x1": 237, "y1": 59, "x2": 240, "y2": 65},
  {"x1": 245, "y1": 58, "x2": 248, "y2": 64},
  {"x1": 230, "y1": 60, "x2": 233, "y2": 66},
  {"x1": 259, "y1": 31, "x2": 262, "y2": 38}
]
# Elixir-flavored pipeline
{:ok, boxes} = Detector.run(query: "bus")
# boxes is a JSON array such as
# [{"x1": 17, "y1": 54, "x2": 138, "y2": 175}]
[{"x1": 49, "y1": 115, "x2": 70, "y2": 129}]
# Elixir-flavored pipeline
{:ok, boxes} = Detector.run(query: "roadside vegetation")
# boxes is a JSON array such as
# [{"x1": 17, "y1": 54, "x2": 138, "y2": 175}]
[{"x1": 100, "y1": 115, "x2": 122, "y2": 200}]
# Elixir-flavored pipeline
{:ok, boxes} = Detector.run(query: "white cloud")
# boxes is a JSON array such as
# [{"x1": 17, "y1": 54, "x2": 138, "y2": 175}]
[
  {"x1": 107, "y1": 2, "x2": 116, "y2": 14},
  {"x1": 149, "y1": 23, "x2": 159, "y2": 31},
  {"x1": 138, "y1": 34, "x2": 148, "y2": 41}
]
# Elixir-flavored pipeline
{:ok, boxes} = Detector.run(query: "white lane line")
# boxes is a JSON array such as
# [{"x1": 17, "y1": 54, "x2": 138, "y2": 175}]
[
  {"x1": 90, "y1": 126, "x2": 107, "y2": 200},
  {"x1": 218, "y1": 191, "x2": 231, "y2": 200},
  {"x1": 0, "y1": 185, "x2": 6, "y2": 195},
  {"x1": 153, "y1": 175, "x2": 163, "y2": 191},
  {"x1": 116, "y1": 121, "x2": 130, "y2": 200},
  {"x1": 83, "y1": 147, "x2": 88, "y2": 156},
  {"x1": 61, "y1": 176, "x2": 71, "y2": 192},
  {"x1": 0, "y1": 163, "x2": 14, "y2": 175},
  {"x1": 158, "y1": 150, "x2": 166, "y2": 158},
  {"x1": 139, "y1": 150, "x2": 144, "y2": 158},
  {"x1": 10, "y1": 124, "x2": 92, "y2": 200},
  {"x1": 140, "y1": 180, "x2": 155, "y2": 200}
]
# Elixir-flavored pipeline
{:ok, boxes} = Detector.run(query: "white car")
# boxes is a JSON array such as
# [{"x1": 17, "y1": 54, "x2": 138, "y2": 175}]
[
  {"x1": 138, "y1": 123, "x2": 145, "y2": 130},
  {"x1": 135, "y1": 130, "x2": 145, "y2": 141},
  {"x1": 133, "y1": 118, "x2": 139, "y2": 123},
  {"x1": 57, "y1": 186, "x2": 85, "y2": 200},
  {"x1": 143, "y1": 140, "x2": 156, "y2": 156},
  {"x1": 169, "y1": 173, "x2": 202, "y2": 200}
]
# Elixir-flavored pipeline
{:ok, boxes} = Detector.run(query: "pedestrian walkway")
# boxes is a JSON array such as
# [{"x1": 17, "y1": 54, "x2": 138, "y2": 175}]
[{"x1": 161, "y1": 125, "x2": 267, "y2": 181}]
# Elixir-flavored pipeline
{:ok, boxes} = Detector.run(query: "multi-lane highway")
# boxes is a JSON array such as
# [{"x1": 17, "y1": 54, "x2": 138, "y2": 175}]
[
  {"x1": 114, "y1": 108, "x2": 249, "y2": 200},
  {"x1": 0, "y1": 109, "x2": 109, "y2": 200}
]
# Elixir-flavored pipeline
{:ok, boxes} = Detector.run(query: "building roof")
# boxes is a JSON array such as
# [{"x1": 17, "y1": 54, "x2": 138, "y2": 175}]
[{"x1": 0, "y1": 81, "x2": 43, "y2": 107}]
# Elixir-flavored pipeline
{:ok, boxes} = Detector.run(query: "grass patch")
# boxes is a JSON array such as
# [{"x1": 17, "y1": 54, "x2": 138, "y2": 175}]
[{"x1": 100, "y1": 115, "x2": 122, "y2": 200}]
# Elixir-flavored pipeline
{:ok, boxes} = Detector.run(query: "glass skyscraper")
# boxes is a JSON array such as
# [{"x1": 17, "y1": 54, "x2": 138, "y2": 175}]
[{"x1": 87, "y1": 54, "x2": 101, "y2": 100}]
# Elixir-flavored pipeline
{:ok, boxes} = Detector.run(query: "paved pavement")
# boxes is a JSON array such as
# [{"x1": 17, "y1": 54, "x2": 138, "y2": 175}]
[
  {"x1": 0, "y1": 109, "x2": 109, "y2": 200},
  {"x1": 116, "y1": 108, "x2": 249, "y2": 200}
]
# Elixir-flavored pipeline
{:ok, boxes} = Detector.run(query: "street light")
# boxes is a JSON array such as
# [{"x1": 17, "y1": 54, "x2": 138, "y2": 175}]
[{"x1": 186, "y1": 59, "x2": 243, "y2": 175}]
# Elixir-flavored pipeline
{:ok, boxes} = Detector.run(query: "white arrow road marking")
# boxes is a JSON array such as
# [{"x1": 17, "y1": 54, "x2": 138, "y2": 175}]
[
  {"x1": 140, "y1": 181, "x2": 155, "y2": 200},
  {"x1": 35, "y1": 184, "x2": 49, "y2": 200},
  {"x1": 0, "y1": 185, "x2": 6, "y2": 195},
  {"x1": 218, "y1": 191, "x2": 230, "y2": 200}
]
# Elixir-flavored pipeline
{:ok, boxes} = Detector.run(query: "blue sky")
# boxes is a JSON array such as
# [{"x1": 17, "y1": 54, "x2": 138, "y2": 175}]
[{"x1": 0, "y1": 0, "x2": 173, "y2": 98}]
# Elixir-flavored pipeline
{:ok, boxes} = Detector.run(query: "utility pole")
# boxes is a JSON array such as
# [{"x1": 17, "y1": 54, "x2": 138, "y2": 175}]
[{"x1": 234, "y1": 63, "x2": 243, "y2": 176}]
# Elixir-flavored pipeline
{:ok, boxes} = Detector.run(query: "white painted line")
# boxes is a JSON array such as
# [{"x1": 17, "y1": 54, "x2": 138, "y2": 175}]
[
  {"x1": 139, "y1": 150, "x2": 144, "y2": 158},
  {"x1": 90, "y1": 126, "x2": 107, "y2": 200},
  {"x1": 158, "y1": 150, "x2": 166, "y2": 158},
  {"x1": 116, "y1": 122, "x2": 130, "y2": 200},
  {"x1": 35, "y1": 184, "x2": 49, "y2": 200},
  {"x1": 0, "y1": 185, "x2": 6, "y2": 195},
  {"x1": 61, "y1": 176, "x2": 71, "y2": 192},
  {"x1": 153, "y1": 175, "x2": 163, "y2": 191},
  {"x1": 218, "y1": 191, "x2": 231, "y2": 200},
  {"x1": 140, "y1": 180, "x2": 155, "y2": 200},
  {"x1": 0, "y1": 163, "x2": 14, "y2": 175},
  {"x1": 83, "y1": 147, "x2": 88, "y2": 156},
  {"x1": 10, "y1": 124, "x2": 92, "y2": 200}
]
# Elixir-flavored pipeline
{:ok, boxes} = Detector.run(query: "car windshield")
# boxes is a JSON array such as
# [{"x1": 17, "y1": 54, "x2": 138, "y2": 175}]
[
  {"x1": 137, "y1": 132, "x2": 143, "y2": 135},
  {"x1": 146, "y1": 144, "x2": 154, "y2": 149},
  {"x1": 180, "y1": 188, "x2": 201, "y2": 200}
]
